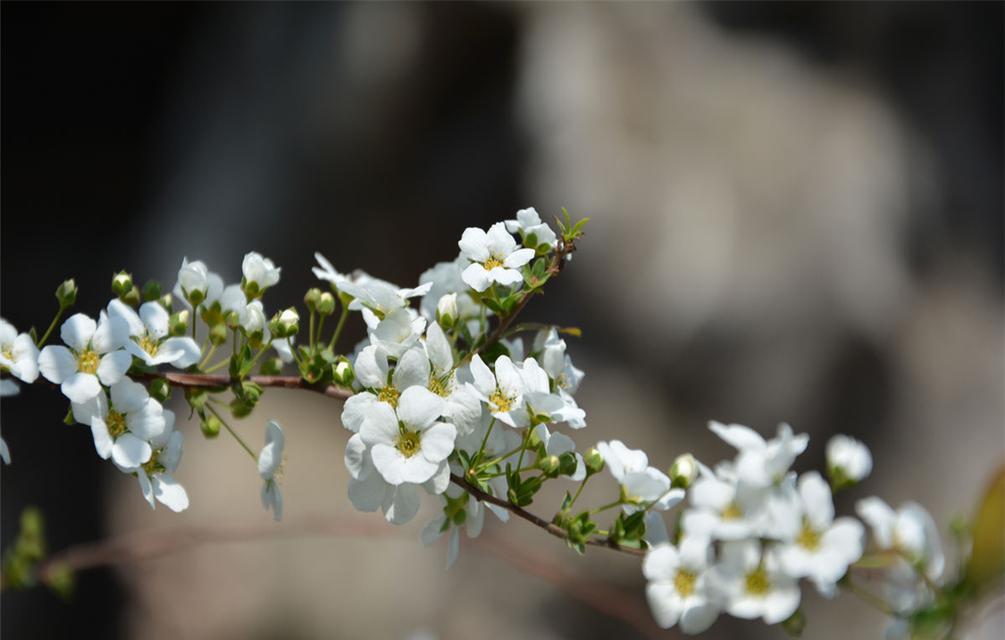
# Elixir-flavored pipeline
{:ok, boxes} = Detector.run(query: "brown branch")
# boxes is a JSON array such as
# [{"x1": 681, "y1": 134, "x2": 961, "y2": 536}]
[
  {"x1": 135, "y1": 371, "x2": 353, "y2": 401},
  {"x1": 451, "y1": 474, "x2": 646, "y2": 558}
]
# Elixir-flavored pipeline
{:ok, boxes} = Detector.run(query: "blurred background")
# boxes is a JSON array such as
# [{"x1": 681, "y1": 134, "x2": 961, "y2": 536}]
[{"x1": 1, "y1": 2, "x2": 1002, "y2": 638}]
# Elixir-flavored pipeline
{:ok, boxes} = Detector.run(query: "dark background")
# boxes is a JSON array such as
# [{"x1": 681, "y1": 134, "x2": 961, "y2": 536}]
[{"x1": 2, "y1": 2, "x2": 1001, "y2": 639}]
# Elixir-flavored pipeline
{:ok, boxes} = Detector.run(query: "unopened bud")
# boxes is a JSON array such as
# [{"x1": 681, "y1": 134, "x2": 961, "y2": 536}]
[
  {"x1": 201, "y1": 414, "x2": 221, "y2": 439},
  {"x1": 55, "y1": 279, "x2": 78, "y2": 309},
  {"x1": 269, "y1": 307, "x2": 299, "y2": 338},
  {"x1": 303, "y1": 288, "x2": 322, "y2": 312},
  {"x1": 670, "y1": 453, "x2": 698, "y2": 489},
  {"x1": 169, "y1": 310, "x2": 190, "y2": 337},
  {"x1": 333, "y1": 357, "x2": 354, "y2": 386},
  {"x1": 209, "y1": 322, "x2": 228, "y2": 346},
  {"x1": 317, "y1": 292, "x2": 336, "y2": 316},
  {"x1": 538, "y1": 454, "x2": 561, "y2": 477},
  {"x1": 436, "y1": 293, "x2": 458, "y2": 328},
  {"x1": 142, "y1": 279, "x2": 162, "y2": 302},
  {"x1": 558, "y1": 451, "x2": 579, "y2": 477},
  {"x1": 148, "y1": 378, "x2": 171, "y2": 403},
  {"x1": 111, "y1": 271, "x2": 133, "y2": 297},
  {"x1": 584, "y1": 447, "x2": 604, "y2": 475},
  {"x1": 120, "y1": 286, "x2": 141, "y2": 307},
  {"x1": 158, "y1": 293, "x2": 173, "y2": 311},
  {"x1": 826, "y1": 435, "x2": 872, "y2": 491}
]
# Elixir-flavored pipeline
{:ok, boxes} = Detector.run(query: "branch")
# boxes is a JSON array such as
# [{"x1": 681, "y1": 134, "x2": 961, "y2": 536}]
[
  {"x1": 136, "y1": 371, "x2": 353, "y2": 401},
  {"x1": 451, "y1": 474, "x2": 646, "y2": 558}
]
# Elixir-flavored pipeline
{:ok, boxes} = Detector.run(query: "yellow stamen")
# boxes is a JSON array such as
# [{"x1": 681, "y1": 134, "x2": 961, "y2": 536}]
[
  {"x1": 396, "y1": 430, "x2": 421, "y2": 458},
  {"x1": 489, "y1": 389, "x2": 513, "y2": 413},
  {"x1": 483, "y1": 257, "x2": 504, "y2": 270},
  {"x1": 797, "y1": 519, "x2": 821, "y2": 551},
  {"x1": 721, "y1": 502, "x2": 743, "y2": 521},
  {"x1": 744, "y1": 567, "x2": 771, "y2": 596},
  {"x1": 139, "y1": 335, "x2": 159, "y2": 356},
  {"x1": 428, "y1": 376, "x2": 449, "y2": 398},
  {"x1": 77, "y1": 349, "x2": 101, "y2": 374},
  {"x1": 675, "y1": 569, "x2": 697, "y2": 597},
  {"x1": 377, "y1": 386, "x2": 400, "y2": 407},
  {"x1": 106, "y1": 410, "x2": 127, "y2": 438}
]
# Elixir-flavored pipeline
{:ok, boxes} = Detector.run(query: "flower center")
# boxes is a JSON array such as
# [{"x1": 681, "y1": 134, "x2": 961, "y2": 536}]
[
  {"x1": 674, "y1": 569, "x2": 697, "y2": 597},
  {"x1": 106, "y1": 410, "x2": 127, "y2": 438},
  {"x1": 396, "y1": 430, "x2": 421, "y2": 458},
  {"x1": 797, "y1": 519, "x2": 821, "y2": 551},
  {"x1": 744, "y1": 567, "x2": 771, "y2": 597},
  {"x1": 428, "y1": 375, "x2": 449, "y2": 398},
  {"x1": 721, "y1": 502, "x2": 743, "y2": 521},
  {"x1": 1, "y1": 346, "x2": 14, "y2": 362},
  {"x1": 77, "y1": 349, "x2": 101, "y2": 374},
  {"x1": 482, "y1": 257, "x2": 504, "y2": 270},
  {"x1": 139, "y1": 335, "x2": 159, "y2": 356},
  {"x1": 377, "y1": 386, "x2": 400, "y2": 407},
  {"x1": 142, "y1": 449, "x2": 165, "y2": 476},
  {"x1": 489, "y1": 389, "x2": 513, "y2": 413}
]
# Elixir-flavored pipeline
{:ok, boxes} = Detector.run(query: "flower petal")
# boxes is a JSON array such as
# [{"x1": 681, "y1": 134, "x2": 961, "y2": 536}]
[
  {"x1": 398, "y1": 386, "x2": 446, "y2": 430},
  {"x1": 97, "y1": 351, "x2": 132, "y2": 386},
  {"x1": 60, "y1": 314, "x2": 96, "y2": 352},
  {"x1": 419, "y1": 422, "x2": 456, "y2": 464},
  {"x1": 62, "y1": 372, "x2": 102, "y2": 404},
  {"x1": 153, "y1": 474, "x2": 189, "y2": 512},
  {"x1": 37, "y1": 345, "x2": 77, "y2": 384},
  {"x1": 111, "y1": 433, "x2": 152, "y2": 469}
]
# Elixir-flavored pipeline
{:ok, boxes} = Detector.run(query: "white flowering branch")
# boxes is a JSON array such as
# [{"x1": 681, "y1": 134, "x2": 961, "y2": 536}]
[{"x1": 1, "y1": 208, "x2": 999, "y2": 639}]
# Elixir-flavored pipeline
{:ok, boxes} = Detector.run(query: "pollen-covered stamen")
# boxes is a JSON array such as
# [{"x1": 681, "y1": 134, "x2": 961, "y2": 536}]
[
  {"x1": 139, "y1": 335, "x2": 159, "y2": 356},
  {"x1": 796, "y1": 518, "x2": 822, "y2": 551},
  {"x1": 377, "y1": 386, "x2": 400, "y2": 407},
  {"x1": 106, "y1": 410, "x2": 127, "y2": 438},
  {"x1": 142, "y1": 449, "x2": 166, "y2": 476},
  {"x1": 744, "y1": 566, "x2": 771, "y2": 597},
  {"x1": 674, "y1": 569, "x2": 697, "y2": 597},
  {"x1": 489, "y1": 389, "x2": 513, "y2": 413},
  {"x1": 721, "y1": 502, "x2": 743, "y2": 521},
  {"x1": 1, "y1": 346, "x2": 14, "y2": 362},
  {"x1": 396, "y1": 430, "x2": 421, "y2": 458},
  {"x1": 427, "y1": 375, "x2": 449, "y2": 398},
  {"x1": 482, "y1": 257, "x2": 504, "y2": 270},
  {"x1": 77, "y1": 349, "x2": 101, "y2": 374}
]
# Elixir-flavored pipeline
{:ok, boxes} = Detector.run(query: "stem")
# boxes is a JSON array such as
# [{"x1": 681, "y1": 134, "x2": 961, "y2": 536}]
[
  {"x1": 202, "y1": 359, "x2": 230, "y2": 374},
  {"x1": 568, "y1": 475, "x2": 591, "y2": 509},
  {"x1": 36, "y1": 306, "x2": 67, "y2": 348},
  {"x1": 589, "y1": 499, "x2": 624, "y2": 516},
  {"x1": 133, "y1": 371, "x2": 353, "y2": 401},
  {"x1": 477, "y1": 442, "x2": 526, "y2": 471},
  {"x1": 308, "y1": 310, "x2": 316, "y2": 349},
  {"x1": 472, "y1": 418, "x2": 497, "y2": 466},
  {"x1": 207, "y1": 403, "x2": 257, "y2": 462},
  {"x1": 198, "y1": 344, "x2": 218, "y2": 371},
  {"x1": 328, "y1": 305, "x2": 349, "y2": 350}
]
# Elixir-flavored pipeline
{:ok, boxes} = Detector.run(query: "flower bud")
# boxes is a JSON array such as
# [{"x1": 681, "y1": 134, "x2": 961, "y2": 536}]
[
  {"x1": 826, "y1": 435, "x2": 872, "y2": 490},
  {"x1": 177, "y1": 258, "x2": 210, "y2": 305},
  {"x1": 317, "y1": 292, "x2": 336, "y2": 316},
  {"x1": 259, "y1": 357, "x2": 284, "y2": 376},
  {"x1": 538, "y1": 454, "x2": 561, "y2": 477},
  {"x1": 142, "y1": 279, "x2": 162, "y2": 302},
  {"x1": 169, "y1": 310, "x2": 190, "y2": 336},
  {"x1": 241, "y1": 251, "x2": 281, "y2": 299},
  {"x1": 148, "y1": 378, "x2": 171, "y2": 403},
  {"x1": 435, "y1": 293, "x2": 458, "y2": 328},
  {"x1": 333, "y1": 357, "x2": 354, "y2": 386},
  {"x1": 55, "y1": 279, "x2": 77, "y2": 309},
  {"x1": 159, "y1": 293, "x2": 173, "y2": 311},
  {"x1": 111, "y1": 271, "x2": 133, "y2": 297},
  {"x1": 558, "y1": 451, "x2": 579, "y2": 477},
  {"x1": 209, "y1": 322, "x2": 228, "y2": 346},
  {"x1": 303, "y1": 288, "x2": 322, "y2": 312},
  {"x1": 670, "y1": 453, "x2": 699, "y2": 489},
  {"x1": 201, "y1": 413, "x2": 221, "y2": 439},
  {"x1": 269, "y1": 308, "x2": 299, "y2": 339},
  {"x1": 120, "y1": 286, "x2": 141, "y2": 308},
  {"x1": 584, "y1": 447, "x2": 604, "y2": 475}
]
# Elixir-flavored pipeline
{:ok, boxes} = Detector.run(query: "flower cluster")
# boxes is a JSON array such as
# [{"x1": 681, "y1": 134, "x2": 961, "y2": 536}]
[{"x1": 0, "y1": 208, "x2": 971, "y2": 638}]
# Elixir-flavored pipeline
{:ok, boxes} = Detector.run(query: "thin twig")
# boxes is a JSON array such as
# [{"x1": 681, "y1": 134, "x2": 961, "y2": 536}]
[
  {"x1": 451, "y1": 474, "x2": 645, "y2": 558},
  {"x1": 134, "y1": 372, "x2": 353, "y2": 401}
]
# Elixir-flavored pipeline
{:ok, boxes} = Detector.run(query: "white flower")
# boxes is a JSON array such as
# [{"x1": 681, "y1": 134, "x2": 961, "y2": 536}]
[
  {"x1": 258, "y1": 419, "x2": 285, "y2": 521},
  {"x1": 435, "y1": 293, "x2": 458, "y2": 325},
  {"x1": 360, "y1": 387, "x2": 457, "y2": 485},
  {"x1": 340, "y1": 276, "x2": 431, "y2": 317},
  {"x1": 458, "y1": 222, "x2": 535, "y2": 292},
  {"x1": 682, "y1": 467, "x2": 767, "y2": 541},
  {"x1": 344, "y1": 432, "x2": 451, "y2": 525},
  {"x1": 175, "y1": 257, "x2": 224, "y2": 305},
  {"x1": 826, "y1": 435, "x2": 872, "y2": 484},
  {"x1": 341, "y1": 345, "x2": 430, "y2": 432},
  {"x1": 644, "y1": 537, "x2": 721, "y2": 634},
  {"x1": 713, "y1": 540, "x2": 801, "y2": 625},
  {"x1": 532, "y1": 424, "x2": 585, "y2": 480},
  {"x1": 856, "y1": 497, "x2": 945, "y2": 582},
  {"x1": 468, "y1": 354, "x2": 528, "y2": 428},
  {"x1": 0, "y1": 319, "x2": 39, "y2": 383},
  {"x1": 596, "y1": 440, "x2": 684, "y2": 512},
  {"x1": 107, "y1": 300, "x2": 201, "y2": 368},
  {"x1": 504, "y1": 207, "x2": 557, "y2": 249},
  {"x1": 423, "y1": 323, "x2": 483, "y2": 436},
  {"x1": 72, "y1": 378, "x2": 167, "y2": 469},
  {"x1": 135, "y1": 411, "x2": 189, "y2": 512},
  {"x1": 709, "y1": 421, "x2": 808, "y2": 489},
  {"x1": 368, "y1": 307, "x2": 427, "y2": 358},
  {"x1": 37, "y1": 313, "x2": 132, "y2": 403},
  {"x1": 220, "y1": 283, "x2": 247, "y2": 314},
  {"x1": 533, "y1": 328, "x2": 586, "y2": 428},
  {"x1": 312, "y1": 252, "x2": 350, "y2": 289},
  {"x1": 242, "y1": 251, "x2": 281, "y2": 292},
  {"x1": 777, "y1": 472, "x2": 864, "y2": 595}
]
